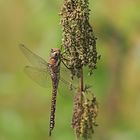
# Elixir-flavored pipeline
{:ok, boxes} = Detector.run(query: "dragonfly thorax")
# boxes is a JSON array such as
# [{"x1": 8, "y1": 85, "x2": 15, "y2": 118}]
[{"x1": 49, "y1": 48, "x2": 61, "y2": 66}]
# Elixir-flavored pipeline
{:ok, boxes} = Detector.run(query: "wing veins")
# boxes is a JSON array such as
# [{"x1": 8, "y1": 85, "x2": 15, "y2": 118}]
[
  {"x1": 24, "y1": 66, "x2": 51, "y2": 88},
  {"x1": 19, "y1": 44, "x2": 48, "y2": 69}
]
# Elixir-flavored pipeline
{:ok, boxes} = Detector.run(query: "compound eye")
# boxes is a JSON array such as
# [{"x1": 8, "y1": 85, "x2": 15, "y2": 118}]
[{"x1": 54, "y1": 52, "x2": 58, "y2": 57}]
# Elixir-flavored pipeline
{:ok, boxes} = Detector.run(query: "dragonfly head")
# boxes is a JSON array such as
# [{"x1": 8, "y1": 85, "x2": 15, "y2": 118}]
[
  {"x1": 50, "y1": 48, "x2": 60, "y2": 58},
  {"x1": 49, "y1": 48, "x2": 61, "y2": 65}
]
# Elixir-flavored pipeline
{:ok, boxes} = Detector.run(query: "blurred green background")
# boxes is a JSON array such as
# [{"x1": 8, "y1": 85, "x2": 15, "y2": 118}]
[{"x1": 0, "y1": 0, "x2": 140, "y2": 140}]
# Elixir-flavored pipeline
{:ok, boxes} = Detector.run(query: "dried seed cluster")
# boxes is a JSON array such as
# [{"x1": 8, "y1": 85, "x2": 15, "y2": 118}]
[
  {"x1": 60, "y1": 0, "x2": 99, "y2": 139},
  {"x1": 72, "y1": 89, "x2": 98, "y2": 139},
  {"x1": 60, "y1": 0, "x2": 100, "y2": 77}
]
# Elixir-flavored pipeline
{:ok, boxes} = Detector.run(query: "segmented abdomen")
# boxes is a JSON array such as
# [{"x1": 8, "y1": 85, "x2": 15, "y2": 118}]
[
  {"x1": 49, "y1": 66, "x2": 60, "y2": 136},
  {"x1": 49, "y1": 86, "x2": 57, "y2": 136}
]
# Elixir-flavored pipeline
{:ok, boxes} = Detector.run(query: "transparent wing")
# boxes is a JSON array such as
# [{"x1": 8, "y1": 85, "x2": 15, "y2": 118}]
[
  {"x1": 24, "y1": 66, "x2": 52, "y2": 88},
  {"x1": 24, "y1": 65, "x2": 76, "y2": 93},
  {"x1": 20, "y1": 44, "x2": 78, "y2": 92},
  {"x1": 58, "y1": 65, "x2": 79, "y2": 95},
  {"x1": 19, "y1": 44, "x2": 48, "y2": 69}
]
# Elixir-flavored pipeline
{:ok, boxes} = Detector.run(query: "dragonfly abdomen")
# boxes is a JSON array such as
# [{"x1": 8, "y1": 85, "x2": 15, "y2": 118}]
[
  {"x1": 49, "y1": 71, "x2": 59, "y2": 136},
  {"x1": 49, "y1": 87, "x2": 57, "y2": 136}
]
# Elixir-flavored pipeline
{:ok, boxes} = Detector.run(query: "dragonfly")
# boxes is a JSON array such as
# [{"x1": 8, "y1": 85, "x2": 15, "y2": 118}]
[{"x1": 19, "y1": 44, "x2": 75, "y2": 136}]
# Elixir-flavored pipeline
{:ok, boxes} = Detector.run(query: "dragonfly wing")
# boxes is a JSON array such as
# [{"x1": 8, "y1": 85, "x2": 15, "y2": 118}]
[
  {"x1": 58, "y1": 65, "x2": 79, "y2": 94},
  {"x1": 19, "y1": 44, "x2": 48, "y2": 69},
  {"x1": 60, "y1": 64, "x2": 79, "y2": 88},
  {"x1": 24, "y1": 66, "x2": 52, "y2": 88},
  {"x1": 59, "y1": 77, "x2": 77, "y2": 91}
]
